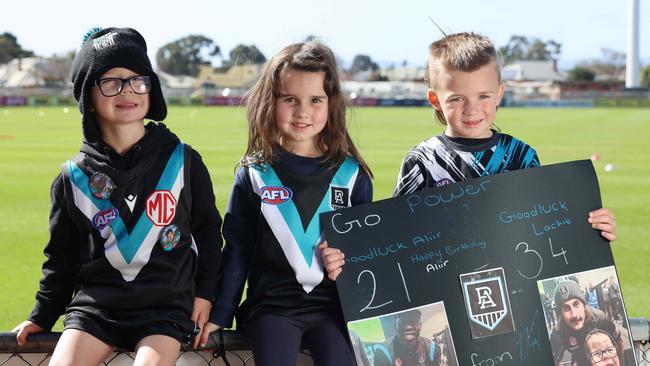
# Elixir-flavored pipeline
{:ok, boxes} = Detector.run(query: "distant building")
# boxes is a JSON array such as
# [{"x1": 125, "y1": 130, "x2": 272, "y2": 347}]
[
  {"x1": 157, "y1": 71, "x2": 198, "y2": 99},
  {"x1": 0, "y1": 56, "x2": 72, "y2": 97},
  {"x1": 343, "y1": 81, "x2": 427, "y2": 99},
  {"x1": 501, "y1": 60, "x2": 565, "y2": 101},
  {"x1": 194, "y1": 64, "x2": 262, "y2": 98},
  {"x1": 0, "y1": 57, "x2": 70, "y2": 88},
  {"x1": 502, "y1": 60, "x2": 565, "y2": 82},
  {"x1": 379, "y1": 66, "x2": 425, "y2": 82},
  {"x1": 196, "y1": 64, "x2": 261, "y2": 89}
]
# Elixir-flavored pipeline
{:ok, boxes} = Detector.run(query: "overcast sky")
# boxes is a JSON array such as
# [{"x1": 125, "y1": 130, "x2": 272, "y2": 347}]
[{"x1": 2, "y1": 0, "x2": 648, "y2": 69}]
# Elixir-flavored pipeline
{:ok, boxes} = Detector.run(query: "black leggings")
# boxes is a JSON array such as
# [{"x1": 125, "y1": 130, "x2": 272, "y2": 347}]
[{"x1": 245, "y1": 311, "x2": 357, "y2": 366}]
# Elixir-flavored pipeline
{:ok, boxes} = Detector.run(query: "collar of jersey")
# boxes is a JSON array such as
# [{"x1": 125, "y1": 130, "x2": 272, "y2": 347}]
[{"x1": 254, "y1": 157, "x2": 357, "y2": 266}]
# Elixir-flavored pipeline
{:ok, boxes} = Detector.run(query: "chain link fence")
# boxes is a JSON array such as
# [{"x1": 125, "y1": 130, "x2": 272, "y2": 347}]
[
  {"x1": 0, "y1": 330, "x2": 314, "y2": 366},
  {"x1": 1, "y1": 318, "x2": 648, "y2": 365}
]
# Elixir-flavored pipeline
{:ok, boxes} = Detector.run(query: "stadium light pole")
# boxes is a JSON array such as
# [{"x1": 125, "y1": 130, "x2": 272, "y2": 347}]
[{"x1": 625, "y1": 0, "x2": 640, "y2": 88}]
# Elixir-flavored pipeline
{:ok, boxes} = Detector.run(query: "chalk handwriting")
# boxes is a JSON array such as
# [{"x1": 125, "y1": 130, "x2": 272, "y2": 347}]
[
  {"x1": 357, "y1": 270, "x2": 391, "y2": 312},
  {"x1": 445, "y1": 240, "x2": 487, "y2": 256},
  {"x1": 356, "y1": 263, "x2": 412, "y2": 313},
  {"x1": 471, "y1": 351, "x2": 514, "y2": 366},
  {"x1": 515, "y1": 310, "x2": 542, "y2": 360},
  {"x1": 426, "y1": 260, "x2": 449, "y2": 273},
  {"x1": 498, "y1": 200, "x2": 569, "y2": 224},
  {"x1": 331, "y1": 212, "x2": 381, "y2": 234},
  {"x1": 397, "y1": 262, "x2": 411, "y2": 302},
  {"x1": 345, "y1": 242, "x2": 408, "y2": 264},
  {"x1": 548, "y1": 237, "x2": 568, "y2": 265},
  {"x1": 515, "y1": 242, "x2": 543, "y2": 280},
  {"x1": 412, "y1": 231, "x2": 442, "y2": 246},
  {"x1": 411, "y1": 249, "x2": 443, "y2": 263},
  {"x1": 532, "y1": 217, "x2": 572, "y2": 236},
  {"x1": 406, "y1": 180, "x2": 491, "y2": 214}
]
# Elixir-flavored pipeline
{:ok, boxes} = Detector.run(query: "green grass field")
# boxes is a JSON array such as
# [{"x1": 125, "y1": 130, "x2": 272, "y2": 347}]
[{"x1": 0, "y1": 106, "x2": 648, "y2": 331}]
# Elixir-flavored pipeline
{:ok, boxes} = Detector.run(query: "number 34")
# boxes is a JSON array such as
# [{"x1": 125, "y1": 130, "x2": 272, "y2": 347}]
[{"x1": 515, "y1": 237, "x2": 568, "y2": 280}]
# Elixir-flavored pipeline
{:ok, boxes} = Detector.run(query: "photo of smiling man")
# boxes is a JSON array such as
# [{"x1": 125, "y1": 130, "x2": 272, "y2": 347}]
[
  {"x1": 538, "y1": 267, "x2": 637, "y2": 366},
  {"x1": 345, "y1": 302, "x2": 458, "y2": 366}
]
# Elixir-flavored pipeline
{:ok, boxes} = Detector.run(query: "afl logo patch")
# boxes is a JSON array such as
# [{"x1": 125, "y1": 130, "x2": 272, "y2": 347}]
[
  {"x1": 146, "y1": 190, "x2": 177, "y2": 226},
  {"x1": 260, "y1": 186, "x2": 292, "y2": 205},
  {"x1": 92, "y1": 208, "x2": 118, "y2": 230}
]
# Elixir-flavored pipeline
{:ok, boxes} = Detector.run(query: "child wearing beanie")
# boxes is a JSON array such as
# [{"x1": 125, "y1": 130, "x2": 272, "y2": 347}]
[{"x1": 12, "y1": 27, "x2": 223, "y2": 365}]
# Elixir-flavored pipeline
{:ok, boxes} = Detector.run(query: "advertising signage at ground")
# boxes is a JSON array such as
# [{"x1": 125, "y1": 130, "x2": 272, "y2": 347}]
[{"x1": 323, "y1": 161, "x2": 637, "y2": 366}]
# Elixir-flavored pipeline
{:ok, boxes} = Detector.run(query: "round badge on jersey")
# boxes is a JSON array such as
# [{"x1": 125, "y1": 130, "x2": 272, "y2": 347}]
[
  {"x1": 160, "y1": 224, "x2": 181, "y2": 251},
  {"x1": 89, "y1": 172, "x2": 115, "y2": 200}
]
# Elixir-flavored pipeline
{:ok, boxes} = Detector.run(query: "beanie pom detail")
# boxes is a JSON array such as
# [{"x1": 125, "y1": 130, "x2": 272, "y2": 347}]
[{"x1": 81, "y1": 27, "x2": 104, "y2": 47}]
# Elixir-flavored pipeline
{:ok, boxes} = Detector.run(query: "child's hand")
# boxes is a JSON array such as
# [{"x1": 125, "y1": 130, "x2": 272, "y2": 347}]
[
  {"x1": 191, "y1": 297, "x2": 212, "y2": 349},
  {"x1": 197, "y1": 322, "x2": 222, "y2": 349},
  {"x1": 11, "y1": 320, "x2": 44, "y2": 347},
  {"x1": 319, "y1": 241, "x2": 345, "y2": 281},
  {"x1": 588, "y1": 208, "x2": 616, "y2": 242}
]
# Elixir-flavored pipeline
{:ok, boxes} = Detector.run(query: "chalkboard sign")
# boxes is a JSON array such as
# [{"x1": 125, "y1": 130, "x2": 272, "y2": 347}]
[{"x1": 323, "y1": 161, "x2": 637, "y2": 366}]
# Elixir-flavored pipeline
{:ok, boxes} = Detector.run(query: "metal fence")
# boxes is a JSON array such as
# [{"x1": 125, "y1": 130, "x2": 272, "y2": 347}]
[
  {"x1": 1, "y1": 318, "x2": 649, "y2": 365},
  {"x1": 0, "y1": 330, "x2": 314, "y2": 366}
]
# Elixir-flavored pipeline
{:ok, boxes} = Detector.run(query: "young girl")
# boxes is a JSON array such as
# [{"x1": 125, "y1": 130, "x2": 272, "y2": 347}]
[
  {"x1": 322, "y1": 32, "x2": 616, "y2": 283},
  {"x1": 11, "y1": 27, "x2": 223, "y2": 365},
  {"x1": 200, "y1": 41, "x2": 373, "y2": 365}
]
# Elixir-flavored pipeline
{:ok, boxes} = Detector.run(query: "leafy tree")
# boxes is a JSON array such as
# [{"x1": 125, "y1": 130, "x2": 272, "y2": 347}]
[
  {"x1": 584, "y1": 48, "x2": 626, "y2": 81},
  {"x1": 156, "y1": 35, "x2": 220, "y2": 76},
  {"x1": 567, "y1": 66, "x2": 596, "y2": 82},
  {"x1": 642, "y1": 65, "x2": 650, "y2": 87},
  {"x1": 499, "y1": 35, "x2": 561, "y2": 65},
  {"x1": 304, "y1": 35, "x2": 320, "y2": 42},
  {"x1": 0, "y1": 32, "x2": 34, "y2": 63},
  {"x1": 227, "y1": 44, "x2": 266, "y2": 65},
  {"x1": 350, "y1": 54, "x2": 379, "y2": 74}
]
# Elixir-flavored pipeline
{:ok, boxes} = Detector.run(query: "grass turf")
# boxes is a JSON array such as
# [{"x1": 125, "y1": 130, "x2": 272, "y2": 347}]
[{"x1": 0, "y1": 106, "x2": 647, "y2": 331}]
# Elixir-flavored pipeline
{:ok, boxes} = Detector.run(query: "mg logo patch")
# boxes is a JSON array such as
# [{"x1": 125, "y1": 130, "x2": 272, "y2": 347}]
[
  {"x1": 330, "y1": 186, "x2": 349, "y2": 210},
  {"x1": 260, "y1": 186, "x2": 292, "y2": 205},
  {"x1": 92, "y1": 208, "x2": 118, "y2": 230},
  {"x1": 460, "y1": 268, "x2": 515, "y2": 338},
  {"x1": 146, "y1": 190, "x2": 177, "y2": 226}
]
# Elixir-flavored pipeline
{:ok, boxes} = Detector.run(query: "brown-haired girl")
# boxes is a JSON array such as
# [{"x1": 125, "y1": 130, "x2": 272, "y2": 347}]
[{"x1": 201, "y1": 40, "x2": 372, "y2": 365}]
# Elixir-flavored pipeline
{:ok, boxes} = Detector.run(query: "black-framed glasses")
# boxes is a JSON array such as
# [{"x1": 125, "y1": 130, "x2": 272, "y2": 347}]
[
  {"x1": 589, "y1": 347, "x2": 617, "y2": 363},
  {"x1": 94, "y1": 76, "x2": 152, "y2": 97}
]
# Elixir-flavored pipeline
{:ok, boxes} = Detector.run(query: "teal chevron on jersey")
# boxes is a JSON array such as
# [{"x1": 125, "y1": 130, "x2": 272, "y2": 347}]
[
  {"x1": 254, "y1": 157, "x2": 358, "y2": 267},
  {"x1": 67, "y1": 143, "x2": 184, "y2": 263}
]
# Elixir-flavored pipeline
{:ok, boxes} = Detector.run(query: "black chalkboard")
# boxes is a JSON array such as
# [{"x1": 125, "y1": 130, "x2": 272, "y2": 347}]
[{"x1": 323, "y1": 160, "x2": 636, "y2": 366}]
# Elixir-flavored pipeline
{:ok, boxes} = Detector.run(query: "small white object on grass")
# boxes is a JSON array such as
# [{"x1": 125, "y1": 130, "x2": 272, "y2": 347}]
[{"x1": 604, "y1": 163, "x2": 614, "y2": 172}]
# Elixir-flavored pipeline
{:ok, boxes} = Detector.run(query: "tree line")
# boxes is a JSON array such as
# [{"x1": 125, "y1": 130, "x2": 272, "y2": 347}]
[{"x1": 1, "y1": 32, "x2": 649, "y2": 85}]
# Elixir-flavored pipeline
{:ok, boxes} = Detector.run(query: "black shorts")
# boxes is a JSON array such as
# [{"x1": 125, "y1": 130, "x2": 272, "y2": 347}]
[{"x1": 63, "y1": 305, "x2": 196, "y2": 351}]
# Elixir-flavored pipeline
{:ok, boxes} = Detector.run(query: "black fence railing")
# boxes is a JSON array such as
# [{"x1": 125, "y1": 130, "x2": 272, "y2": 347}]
[
  {"x1": 1, "y1": 318, "x2": 649, "y2": 365},
  {"x1": 0, "y1": 329, "x2": 314, "y2": 366}
]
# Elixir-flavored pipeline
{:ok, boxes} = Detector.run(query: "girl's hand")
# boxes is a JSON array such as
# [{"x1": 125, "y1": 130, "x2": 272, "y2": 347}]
[
  {"x1": 588, "y1": 207, "x2": 616, "y2": 242},
  {"x1": 12, "y1": 320, "x2": 45, "y2": 347},
  {"x1": 198, "y1": 322, "x2": 223, "y2": 349},
  {"x1": 191, "y1": 297, "x2": 212, "y2": 349},
  {"x1": 319, "y1": 241, "x2": 345, "y2": 281}
]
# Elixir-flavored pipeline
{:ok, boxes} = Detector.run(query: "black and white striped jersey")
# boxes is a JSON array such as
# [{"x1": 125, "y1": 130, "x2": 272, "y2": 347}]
[{"x1": 393, "y1": 132, "x2": 540, "y2": 196}]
